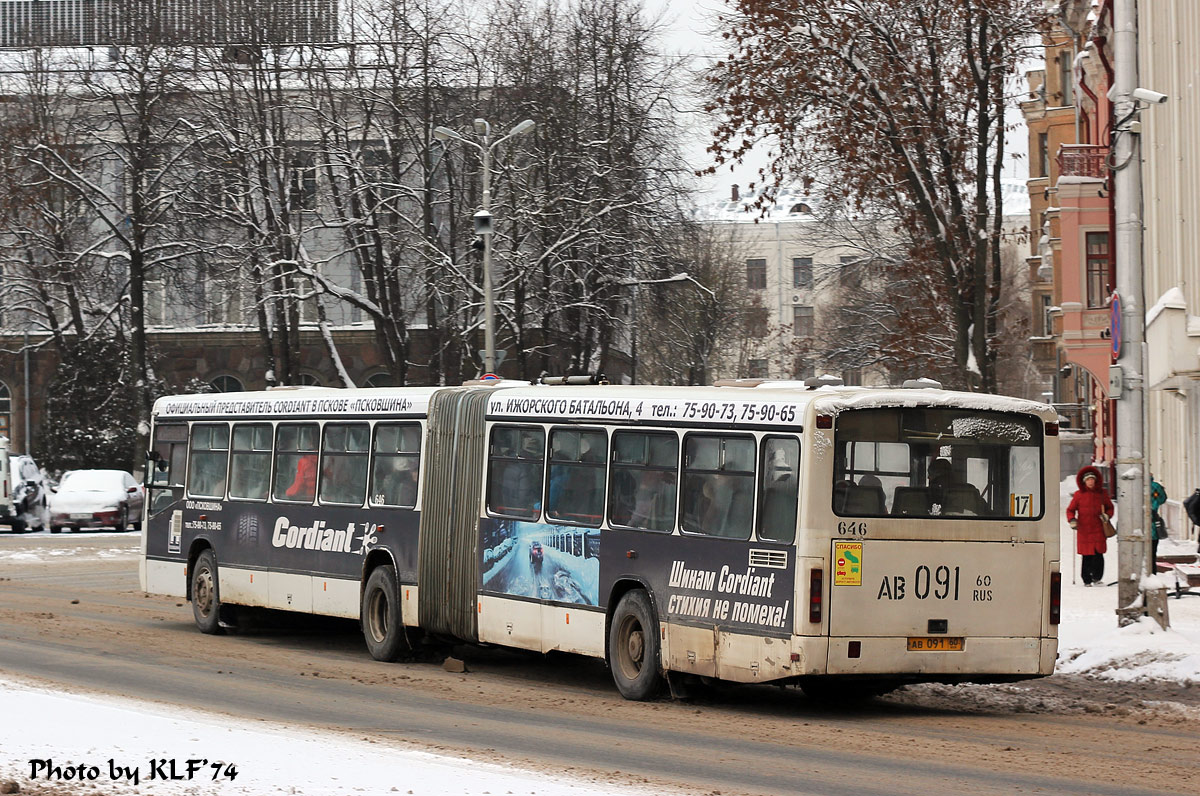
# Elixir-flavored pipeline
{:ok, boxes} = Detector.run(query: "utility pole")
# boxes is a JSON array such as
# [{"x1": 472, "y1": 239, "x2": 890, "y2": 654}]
[{"x1": 1111, "y1": 0, "x2": 1167, "y2": 628}]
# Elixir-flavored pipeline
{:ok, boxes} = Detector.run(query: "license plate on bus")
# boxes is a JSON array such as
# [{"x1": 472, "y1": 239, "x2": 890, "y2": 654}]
[{"x1": 907, "y1": 637, "x2": 964, "y2": 652}]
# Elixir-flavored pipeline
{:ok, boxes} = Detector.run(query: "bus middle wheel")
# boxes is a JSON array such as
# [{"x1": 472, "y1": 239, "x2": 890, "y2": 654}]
[
  {"x1": 361, "y1": 565, "x2": 407, "y2": 662},
  {"x1": 608, "y1": 589, "x2": 663, "y2": 701}
]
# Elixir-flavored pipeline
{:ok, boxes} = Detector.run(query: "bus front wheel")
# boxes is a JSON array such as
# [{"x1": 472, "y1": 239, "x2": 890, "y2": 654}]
[
  {"x1": 608, "y1": 590, "x2": 663, "y2": 700},
  {"x1": 361, "y1": 565, "x2": 407, "y2": 662},
  {"x1": 191, "y1": 549, "x2": 224, "y2": 635}
]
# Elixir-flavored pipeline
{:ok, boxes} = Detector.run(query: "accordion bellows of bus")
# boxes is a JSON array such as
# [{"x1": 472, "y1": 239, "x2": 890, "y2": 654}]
[{"x1": 141, "y1": 381, "x2": 1061, "y2": 701}]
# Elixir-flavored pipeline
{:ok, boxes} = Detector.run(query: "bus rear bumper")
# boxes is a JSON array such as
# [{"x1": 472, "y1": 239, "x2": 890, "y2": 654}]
[{"x1": 823, "y1": 635, "x2": 1058, "y2": 678}]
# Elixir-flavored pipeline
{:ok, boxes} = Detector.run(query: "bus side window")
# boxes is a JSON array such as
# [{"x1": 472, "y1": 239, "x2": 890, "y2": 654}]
[
  {"x1": 487, "y1": 425, "x2": 545, "y2": 520},
  {"x1": 319, "y1": 423, "x2": 370, "y2": 506},
  {"x1": 758, "y1": 437, "x2": 799, "y2": 542},
  {"x1": 608, "y1": 431, "x2": 678, "y2": 532},
  {"x1": 274, "y1": 423, "x2": 320, "y2": 503},
  {"x1": 546, "y1": 428, "x2": 606, "y2": 526},
  {"x1": 370, "y1": 423, "x2": 421, "y2": 508},
  {"x1": 681, "y1": 434, "x2": 755, "y2": 539},
  {"x1": 187, "y1": 423, "x2": 230, "y2": 498},
  {"x1": 229, "y1": 423, "x2": 273, "y2": 501}
]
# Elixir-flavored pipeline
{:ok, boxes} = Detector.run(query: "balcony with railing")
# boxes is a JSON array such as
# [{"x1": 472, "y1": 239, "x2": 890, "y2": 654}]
[{"x1": 1056, "y1": 144, "x2": 1108, "y2": 179}]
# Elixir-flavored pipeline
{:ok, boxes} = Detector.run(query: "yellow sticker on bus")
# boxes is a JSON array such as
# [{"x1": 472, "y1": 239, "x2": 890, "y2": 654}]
[
  {"x1": 834, "y1": 541, "x2": 863, "y2": 586},
  {"x1": 1010, "y1": 493, "x2": 1035, "y2": 517}
]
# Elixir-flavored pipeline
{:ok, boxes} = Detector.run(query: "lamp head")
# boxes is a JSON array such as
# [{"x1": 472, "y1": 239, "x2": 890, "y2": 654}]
[
  {"x1": 433, "y1": 126, "x2": 460, "y2": 143},
  {"x1": 510, "y1": 119, "x2": 536, "y2": 136}
]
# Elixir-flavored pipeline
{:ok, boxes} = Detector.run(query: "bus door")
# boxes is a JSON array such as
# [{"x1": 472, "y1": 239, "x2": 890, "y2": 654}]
[{"x1": 146, "y1": 422, "x2": 189, "y2": 554}]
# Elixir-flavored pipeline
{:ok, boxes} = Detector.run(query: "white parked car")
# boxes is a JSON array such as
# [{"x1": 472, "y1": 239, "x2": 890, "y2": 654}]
[
  {"x1": 0, "y1": 448, "x2": 49, "y2": 533},
  {"x1": 49, "y1": 469, "x2": 144, "y2": 533}
]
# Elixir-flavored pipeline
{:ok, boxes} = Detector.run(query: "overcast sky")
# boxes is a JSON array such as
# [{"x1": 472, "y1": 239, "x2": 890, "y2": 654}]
[{"x1": 649, "y1": 0, "x2": 1028, "y2": 202}]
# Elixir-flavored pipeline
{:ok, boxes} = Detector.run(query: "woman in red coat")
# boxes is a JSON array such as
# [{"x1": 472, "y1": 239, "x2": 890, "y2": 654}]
[{"x1": 1065, "y1": 465, "x2": 1114, "y2": 586}]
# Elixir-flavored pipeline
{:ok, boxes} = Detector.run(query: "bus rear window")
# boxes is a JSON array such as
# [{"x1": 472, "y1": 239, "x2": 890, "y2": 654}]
[{"x1": 832, "y1": 408, "x2": 1043, "y2": 520}]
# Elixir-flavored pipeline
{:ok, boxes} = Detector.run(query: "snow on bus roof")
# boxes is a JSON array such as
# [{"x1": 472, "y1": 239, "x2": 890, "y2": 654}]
[
  {"x1": 486, "y1": 383, "x2": 1055, "y2": 427},
  {"x1": 152, "y1": 384, "x2": 1053, "y2": 426}
]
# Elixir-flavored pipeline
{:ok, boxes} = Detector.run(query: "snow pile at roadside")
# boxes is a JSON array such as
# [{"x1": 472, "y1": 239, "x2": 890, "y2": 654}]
[
  {"x1": 0, "y1": 677, "x2": 656, "y2": 796},
  {"x1": 1055, "y1": 475, "x2": 1200, "y2": 685}
]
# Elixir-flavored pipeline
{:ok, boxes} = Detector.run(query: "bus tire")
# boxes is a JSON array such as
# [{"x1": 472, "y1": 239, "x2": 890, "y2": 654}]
[
  {"x1": 191, "y1": 549, "x2": 225, "y2": 635},
  {"x1": 361, "y1": 565, "x2": 406, "y2": 662},
  {"x1": 608, "y1": 590, "x2": 663, "y2": 700}
]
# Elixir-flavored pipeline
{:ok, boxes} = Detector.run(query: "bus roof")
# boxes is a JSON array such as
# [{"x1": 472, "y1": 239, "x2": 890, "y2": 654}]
[{"x1": 152, "y1": 383, "x2": 1055, "y2": 426}]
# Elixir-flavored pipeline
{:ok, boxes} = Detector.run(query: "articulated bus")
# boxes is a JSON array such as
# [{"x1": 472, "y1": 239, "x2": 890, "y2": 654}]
[{"x1": 140, "y1": 380, "x2": 1060, "y2": 699}]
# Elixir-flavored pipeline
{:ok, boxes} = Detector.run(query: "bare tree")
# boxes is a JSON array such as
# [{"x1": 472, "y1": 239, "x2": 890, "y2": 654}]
[{"x1": 707, "y1": 0, "x2": 1037, "y2": 391}]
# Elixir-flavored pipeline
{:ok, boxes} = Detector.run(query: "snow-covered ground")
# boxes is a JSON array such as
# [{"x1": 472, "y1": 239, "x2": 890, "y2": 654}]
[
  {"x1": 2, "y1": 477, "x2": 1198, "y2": 794},
  {"x1": 0, "y1": 679, "x2": 656, "y2": 796}
]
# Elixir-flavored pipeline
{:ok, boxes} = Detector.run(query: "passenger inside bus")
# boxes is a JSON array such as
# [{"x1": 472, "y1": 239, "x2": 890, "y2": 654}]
[
  {"x1": 759, "y1": 444, "x2": 798, "y2": 540},
  {"x1": 379, "y1": 459, "x2": 418, "y2": 506},
  {"x1": 927, "y1": 458, "x2": 988, "y2": 516},
  {"x1": 285, "y1": 454, "x2": 317, "y2": 501},
  {"x1": 620, "y1": 469, "x2": 674, "y2": 531}
]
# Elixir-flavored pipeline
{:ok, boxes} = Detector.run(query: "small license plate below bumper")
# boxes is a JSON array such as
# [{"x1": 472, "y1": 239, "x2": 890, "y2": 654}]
[{"x1": 907, "y1": 636, "x2": 965, "y2": 652}]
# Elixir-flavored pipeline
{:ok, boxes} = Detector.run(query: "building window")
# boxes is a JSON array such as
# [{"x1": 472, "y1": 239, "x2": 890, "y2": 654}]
[
  {"x1": 792, "y1": 257, "x2": 812, "y2": 288},
  {"x1": 210, "y1": 375, "x2": 244, "y2": 393},
  {"x1": 747, "y1": 359, "x2": 768, "y2": 379},
  {"x1": 296, "y1": 373, "x2": 323, "y2": 386},
  {"x1": 792, "y1": 305, "x2": 813, "y2": 337},
  {"x1": 1038, "y1": 132, "x2": 1049, "y2": 178},
  {"x1": 745, "y1": 307, "x2": 769, "y2": 338},
  {"x1": 746, "y1": 258, "x2": 767, "y2": 290},
  {"x1": 1085, "y1": 231, "x2": 1110, "y2": 308},
  {"x1": 289, "y1": 150, "x2": 319, "y2": 211},
  {"x1": 201, "y1": 259, "x2": 243, "y2": 325},
  {"x1": 0, "y1": 382, "x2": 9, "y2": 439},
  {"x1": 1058, "y1": 52, "x2": 1073, "y2": 105},
  {"x1": 365, "y1": 372, "x2": 395, "y2": 388},
  {"x1": 1039, "y1": 294, "x2": 1054, "y2": 337},
  {"x1": 793, "y1": 357, "x2": 814, "y2": 381},
  {"x1": 839, "y1": 255, "x2": 860, "y2": 287},
  {"x1": 842, "y1": 367, "x2": 862, "y2": 386}
]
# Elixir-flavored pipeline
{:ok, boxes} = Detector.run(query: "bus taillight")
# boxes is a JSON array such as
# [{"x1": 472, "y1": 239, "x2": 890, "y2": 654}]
[
  {"x1": 1049, "y1": 572, "x2": 1061, "y2": 625},
  {"x1": 809, "y1": 568, "x2": 823, "y2": 623}
]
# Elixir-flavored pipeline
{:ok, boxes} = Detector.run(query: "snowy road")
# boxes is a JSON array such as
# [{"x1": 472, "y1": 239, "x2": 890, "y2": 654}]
[{"x1": 1, "y1": 530, "x2": 1198, "y2": 795}]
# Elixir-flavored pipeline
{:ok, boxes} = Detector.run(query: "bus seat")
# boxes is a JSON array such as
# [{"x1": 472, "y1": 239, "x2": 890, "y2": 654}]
[
  {"x1": 944, "y1": 485, "x2": 986, "y2": 516},
  {"x1": 844, "y1": 484, "x2": 885, "y2": 515},
  {"x1": 892, "y1": 487, "x2": 929, "y2": 516}
]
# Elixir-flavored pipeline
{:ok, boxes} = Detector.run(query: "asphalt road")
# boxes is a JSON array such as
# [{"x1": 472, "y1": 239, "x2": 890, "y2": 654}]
[{"x1": 1, "y1": 534, "x2": 1197, "y2": 796}]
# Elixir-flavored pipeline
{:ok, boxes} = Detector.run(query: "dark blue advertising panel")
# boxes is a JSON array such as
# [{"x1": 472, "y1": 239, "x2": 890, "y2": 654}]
[
  {"x1": 146, "y1": 496, "x2": 420, "y2": 582},
  {"x1": 600, "y1": 530, "x2": 795, "y2": 638},
  {"x1": 477, "y1": 516, "x2": 796, "y2": 638},
  {"x1": 479, "y1": 518, "x2": 600, "y2": 606}
]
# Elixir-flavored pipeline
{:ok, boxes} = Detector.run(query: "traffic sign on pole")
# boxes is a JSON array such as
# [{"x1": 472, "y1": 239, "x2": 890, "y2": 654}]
[{"x1": 1110, "y1": 291, "x2": 1122, "y2": 361}]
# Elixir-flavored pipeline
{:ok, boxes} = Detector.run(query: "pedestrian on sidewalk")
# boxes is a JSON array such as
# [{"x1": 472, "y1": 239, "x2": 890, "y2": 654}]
[
  {"x1": 1066, "y1": 465, "x2": 1114, "y2": 586},
  {"x1": 1150, "y1": 476, "x2": 1168, "y2": 570}
]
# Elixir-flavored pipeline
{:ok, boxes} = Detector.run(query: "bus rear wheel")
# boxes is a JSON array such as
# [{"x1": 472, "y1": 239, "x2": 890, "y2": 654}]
[
  {"x1": 361, "y1": 565, "x2": 407, "y2": 662},
  {"x1": 608, "y1": 590, "x2": 663, "y2": 700},
  {"x1": 191, "y1": 549, "x2": 224, "y2": 635}
]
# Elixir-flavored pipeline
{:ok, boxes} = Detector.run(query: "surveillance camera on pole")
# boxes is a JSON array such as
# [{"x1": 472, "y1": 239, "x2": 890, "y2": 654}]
[{"x1": 1132, "y1": 87, "x2": 1168, "y2": 104}]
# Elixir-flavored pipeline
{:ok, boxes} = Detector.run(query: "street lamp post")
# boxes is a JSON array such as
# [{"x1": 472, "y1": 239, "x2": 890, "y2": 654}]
[
  {"x1": 617, "y1": 273, "x2": 716, "y2": 384},
  {"x1": 433, "y1": 118, "x2": 535, "y2": 376}
]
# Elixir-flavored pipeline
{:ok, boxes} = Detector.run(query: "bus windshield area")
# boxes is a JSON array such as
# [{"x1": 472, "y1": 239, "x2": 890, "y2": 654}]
[{"x1": 832, "y1": 407, "x2": 1044, "y2": 520}]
